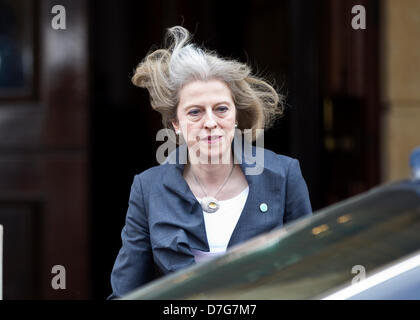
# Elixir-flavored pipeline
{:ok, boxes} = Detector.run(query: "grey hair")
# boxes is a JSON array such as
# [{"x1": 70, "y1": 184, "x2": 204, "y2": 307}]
[{"x1": 132, "y1": 26, "x2": 284, "y2": 141}]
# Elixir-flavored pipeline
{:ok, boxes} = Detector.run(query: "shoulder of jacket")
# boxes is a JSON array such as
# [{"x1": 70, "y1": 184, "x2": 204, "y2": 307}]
[
  {"x1": 258, "y1": 147, "x2": 297, "y2": 175},
  {"x1": 134, "y1": 163, "x2": 168, "y2": 184}
]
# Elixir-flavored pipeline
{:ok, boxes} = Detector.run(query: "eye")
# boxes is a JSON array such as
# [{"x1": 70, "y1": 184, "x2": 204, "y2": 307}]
[
  {"x1": 187, "y1": 109, "x2": 201, "y2": 116},
  {"x1": 216, "y1": 105, "x2": 228, "y2": 112}
]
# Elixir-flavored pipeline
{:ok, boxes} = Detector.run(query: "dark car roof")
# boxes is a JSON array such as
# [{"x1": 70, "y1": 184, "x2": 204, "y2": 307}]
[{"x1": 122, "y1": 179, "x2": 420, "y2": 300}]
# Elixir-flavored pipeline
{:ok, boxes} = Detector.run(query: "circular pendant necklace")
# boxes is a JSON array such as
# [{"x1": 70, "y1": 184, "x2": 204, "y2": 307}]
[{"x1": 190, "y1": 164, "x2": 235, "y2": 213}]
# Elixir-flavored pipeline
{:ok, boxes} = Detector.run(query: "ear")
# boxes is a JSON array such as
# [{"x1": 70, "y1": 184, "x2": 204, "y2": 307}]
[{"x1": 171, "y1": 119, "x2": 179, "y2": 132}]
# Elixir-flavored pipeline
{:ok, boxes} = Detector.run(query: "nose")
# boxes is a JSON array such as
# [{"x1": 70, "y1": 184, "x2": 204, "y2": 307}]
[{"x1": 203, "y1": 109, "x2": 217, "y2": 130}]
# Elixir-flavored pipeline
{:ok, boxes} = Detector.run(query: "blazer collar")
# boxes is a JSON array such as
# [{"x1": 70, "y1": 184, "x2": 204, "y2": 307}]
[
  {"x1": 161, "y1": 140, "x2": 282, "y2": 248},
  {"x1": 161, "y1": 140, "x2": 265, "y2": 202},
  {"x1": 161, "y1": 143, "x2": 195, "y2": 204}
]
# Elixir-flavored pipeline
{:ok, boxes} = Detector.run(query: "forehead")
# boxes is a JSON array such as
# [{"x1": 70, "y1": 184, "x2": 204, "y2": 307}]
[{"x1": 178, "y1": 79, "x2": 233, "y2": 107}]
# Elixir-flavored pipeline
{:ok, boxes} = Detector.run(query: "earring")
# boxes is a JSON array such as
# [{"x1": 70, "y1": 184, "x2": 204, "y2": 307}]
[
  {"x1": 175, "y1": 129, "x2": 180, "y2": 135},
  {"x1": 235, "y1": 123, "x2": 238, "y2": 128}
]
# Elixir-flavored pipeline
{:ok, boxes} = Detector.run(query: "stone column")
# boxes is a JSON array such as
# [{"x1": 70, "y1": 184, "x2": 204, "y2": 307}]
[{"x1": 381, "y1": 0, "x2": 420, "y2": 181}]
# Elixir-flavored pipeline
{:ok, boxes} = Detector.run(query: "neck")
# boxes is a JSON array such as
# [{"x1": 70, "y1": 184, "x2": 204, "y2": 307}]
[{"x1": 187, "y1": 152, "x2": 234, "y2": 186}]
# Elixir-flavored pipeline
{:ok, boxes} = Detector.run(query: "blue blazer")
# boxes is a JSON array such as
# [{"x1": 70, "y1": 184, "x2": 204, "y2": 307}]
[{"x1": 109, "y1": 144, "x2": 312, "y2": 299}]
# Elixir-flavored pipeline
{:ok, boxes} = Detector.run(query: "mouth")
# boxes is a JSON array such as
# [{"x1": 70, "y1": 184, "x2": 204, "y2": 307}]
[{"x1": 204, "y1": 135, "x2": 222, "y2": 144}]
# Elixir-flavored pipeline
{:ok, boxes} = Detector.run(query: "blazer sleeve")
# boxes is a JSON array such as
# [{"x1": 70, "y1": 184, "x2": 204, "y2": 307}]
[
  {"x1": 108, "y1": 174, "x2": 155, "y2": 299},
  {"x1": 283, "y1": 158, "x2": 313, "y2": 224}
]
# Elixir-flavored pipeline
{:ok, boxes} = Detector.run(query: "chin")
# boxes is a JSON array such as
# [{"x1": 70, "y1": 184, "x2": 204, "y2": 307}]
[
  {"x1": 206, "y1": 149, "x2": 232, "y2": 164},
  {"x1": 188, "y1": 137, "x2": 233, "y2": 164}
]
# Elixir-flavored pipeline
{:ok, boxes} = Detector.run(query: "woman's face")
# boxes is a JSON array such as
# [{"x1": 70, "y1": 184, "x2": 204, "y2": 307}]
[{"x1": 173, "y1": 79, "x2": 237, "y2": 164}]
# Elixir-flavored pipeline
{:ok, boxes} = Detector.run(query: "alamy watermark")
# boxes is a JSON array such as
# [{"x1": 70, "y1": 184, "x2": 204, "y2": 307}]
[
  {"x1": 51, "y1": 5, "x2": 66, "y2": 30},
  {"x1": 51, "y1": 265, "x2": 66, "y2": 290},
  {"x1": 155, "y1": 128, "x2": 265, "y2": 175},
  {"x1": 351, "y1": 5, "x2": 366, "y2": 30},
  {"x1": 351, "y1": 265, "x2": 366, "y2": 284},
  {"x1": 50, "y1": 5, "x2": 367, "y2": 31}
]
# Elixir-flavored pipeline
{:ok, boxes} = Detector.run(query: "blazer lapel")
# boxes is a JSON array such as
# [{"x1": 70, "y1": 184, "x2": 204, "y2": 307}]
[
  {"x1": 162, "y1": 163, "x2": 197, "y2": 205},
  {"x1": 227, "y1": 145, "x2": 281, "y2": 248},
  {"x1": 161, "y1": 143, "x2": 197, "y2": 205},
  {"x1": 227, "y1": 157, "x2": 263, "y2": 248},
  {"x1": 160, "y1": 144, "x2": 209, "y2": 252}
]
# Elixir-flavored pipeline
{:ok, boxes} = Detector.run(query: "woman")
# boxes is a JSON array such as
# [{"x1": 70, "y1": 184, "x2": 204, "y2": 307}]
[{"x1": 109, "y1": 26, "x2": 312, "y2": 299}]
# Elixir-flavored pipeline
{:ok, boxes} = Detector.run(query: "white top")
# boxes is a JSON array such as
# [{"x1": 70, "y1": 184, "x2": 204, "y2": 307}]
[{"x1": 192, "y1": 186, "x2": 249, "y2": 263}]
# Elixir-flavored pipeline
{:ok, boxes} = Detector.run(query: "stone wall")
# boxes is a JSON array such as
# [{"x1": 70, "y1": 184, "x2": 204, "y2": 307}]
[{"x1": 381, "y1": 0, "x2": 420, "y2": 181}]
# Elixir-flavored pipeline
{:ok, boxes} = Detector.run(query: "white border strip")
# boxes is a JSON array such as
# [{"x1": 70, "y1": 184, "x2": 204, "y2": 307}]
[{"x1": 323, "y1": 252, "x2": 420, "y2": 300}]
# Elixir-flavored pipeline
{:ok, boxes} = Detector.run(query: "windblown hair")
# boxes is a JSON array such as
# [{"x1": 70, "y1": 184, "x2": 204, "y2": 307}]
[{"x1": 132, "y1": 26, "x2": 284, "y2": 141}]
